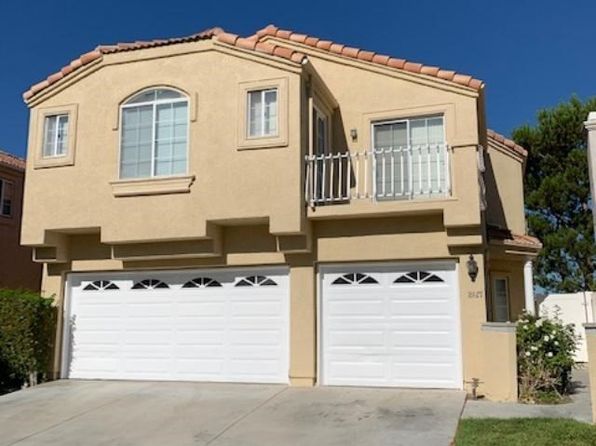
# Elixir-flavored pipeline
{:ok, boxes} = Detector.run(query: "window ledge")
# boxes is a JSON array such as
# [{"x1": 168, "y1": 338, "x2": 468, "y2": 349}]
[{"x1": 110, "y1": 175, "x2": 195, "y2": 197}]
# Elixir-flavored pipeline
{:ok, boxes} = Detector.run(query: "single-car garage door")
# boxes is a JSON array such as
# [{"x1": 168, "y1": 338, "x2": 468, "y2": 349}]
[
  {"x1": 63, "y1": 268, "x2": 289, "y2": 383},
  {"x1": 321, "y1": 262, "x2": 462, "y2": 389}
]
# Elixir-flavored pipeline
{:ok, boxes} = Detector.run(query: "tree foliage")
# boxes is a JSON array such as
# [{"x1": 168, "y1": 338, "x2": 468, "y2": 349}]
[
  {"x1": 0, "y1": 290, "x2": 56, "y2": 393},
  {"x1": 513, "y1": 97, "x2": 595, "y2": 293}
]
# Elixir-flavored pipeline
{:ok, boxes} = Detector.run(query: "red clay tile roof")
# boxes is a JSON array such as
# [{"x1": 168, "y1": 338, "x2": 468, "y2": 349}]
[
  {"x1": 253, "y1": 24, "x2": 484, "y2": 91},
  {"x1": 0, "y1": 150, "x2": 26, "y2": 171},
  {"x1": 487, "y1": 129, "x2": 528, "y2": 158},
  {"x1": 23, "y1": 27, "x2": 306, "y2": 102},
  {"x1": 215, "y1": 32, "x2": 306, "y2": 64},
  {"x1": 96, "y1": 27, "x2": 224, "y2": 54},
  {"x1": 488, "y1": 225, "x2": 542, "y2": 250}
]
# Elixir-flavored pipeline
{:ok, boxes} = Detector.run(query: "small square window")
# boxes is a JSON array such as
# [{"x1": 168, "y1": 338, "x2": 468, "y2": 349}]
[
  {"x1": 247, "y1": 88, "x2": 278, "y2": 138},
  {"x1": 0, "y1": 178, "x2": 13, "y2": 217},
  {"x1": 42, "y1": 114, "x2": 69, "y2": 158}
]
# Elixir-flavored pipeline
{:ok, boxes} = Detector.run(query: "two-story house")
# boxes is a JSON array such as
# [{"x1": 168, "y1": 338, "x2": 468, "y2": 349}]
[
  {"x1": 21, "y1": 25, "x2": 540, "y2": 400},
  {"x1": 0, "y1": 150, "x2": 41, "y2": 290}
]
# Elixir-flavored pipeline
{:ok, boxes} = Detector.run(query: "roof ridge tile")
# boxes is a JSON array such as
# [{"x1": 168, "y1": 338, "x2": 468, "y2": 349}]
[
  {"x1": 0, "y1": 150, "x2": 26, "y2": 170},
  {"x1": 24, "y1": 26, "x2": 307, "y2": 102},
  {"x1": 23, "y1": 27, "x2": 223, "y2": 101},
  {"x1": 254, "y1": 24, "x2": 484, "y2": 91},
  {"x1": 487, "y1": 129, "x2": 528, "y2": 157}
]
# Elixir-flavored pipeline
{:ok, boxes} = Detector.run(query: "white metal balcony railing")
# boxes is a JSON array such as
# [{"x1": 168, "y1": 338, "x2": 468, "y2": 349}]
[{"x1": 305, "y1": 144, "x2": 451, "y2": 206}]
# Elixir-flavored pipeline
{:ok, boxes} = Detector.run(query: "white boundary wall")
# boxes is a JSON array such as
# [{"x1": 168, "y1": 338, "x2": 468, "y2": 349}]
[{"x1": 539, "y1": 292, "x2": 596, "y2": 362}]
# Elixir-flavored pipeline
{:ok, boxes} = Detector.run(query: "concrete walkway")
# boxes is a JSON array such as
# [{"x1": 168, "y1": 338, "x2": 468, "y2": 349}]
[
  {"x1": 462, "y1": 365, "x2": 593, "y2": 423},
  {"x1": 0, "y1": 380, "x2": 466, "y2": 446}
]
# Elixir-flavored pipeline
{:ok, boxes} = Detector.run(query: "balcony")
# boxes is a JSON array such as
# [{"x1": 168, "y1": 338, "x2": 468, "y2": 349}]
[{"x1": 305, "y1": 144, "x2": 451, "y2": 207}]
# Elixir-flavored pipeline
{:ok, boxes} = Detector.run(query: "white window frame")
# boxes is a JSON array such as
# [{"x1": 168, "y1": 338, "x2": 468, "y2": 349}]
[
  {"x1": 119, "y1": 89, "x2": 190, "y2": 180},
  {"x1": 370, "y1": 115, "x2": 447, "y2": 200},
  {"x1": 0, "y1": 178, "x2": 12, "y2": 218},
  {"x1": 246, "y1": 88, "x2": 279, "y2": 139},
  {"x1": 42, "y1": 114, "x2": 69, "y2": 158},
  {"x1": 492, "y1": 276, "x2": 511, "y2": 322}
]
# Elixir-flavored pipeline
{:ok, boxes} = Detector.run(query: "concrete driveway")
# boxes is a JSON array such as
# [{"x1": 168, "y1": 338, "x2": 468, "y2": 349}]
[{"x1": 0, "y1": 380, "x2": 465, "y2": 446}]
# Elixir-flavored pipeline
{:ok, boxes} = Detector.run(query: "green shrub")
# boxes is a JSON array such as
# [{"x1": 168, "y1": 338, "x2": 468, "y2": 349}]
[
  {"x1": 0, "y1": 289, "x2": 56, "y2": 392},
  {"x1": 517, "y1": 311, "x2": 578, "y2": 404}
]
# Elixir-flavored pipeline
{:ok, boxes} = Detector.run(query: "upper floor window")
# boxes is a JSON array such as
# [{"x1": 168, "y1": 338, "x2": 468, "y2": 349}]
[
  {"x1": 373, "y1": 115, "x2": 446, "y2": 200},
  {"x1": 120, "y1": 88, "x2": 188, "y2": 179},
  {"x1": 0, "y1": 178, "x2": 13, "y2": 217},
  {"x1": 247, "y1": 88, "x2": 278, "y2": 138},
  {"x1": 42, "y1": 114, "x2": 69, "y2": 158}
]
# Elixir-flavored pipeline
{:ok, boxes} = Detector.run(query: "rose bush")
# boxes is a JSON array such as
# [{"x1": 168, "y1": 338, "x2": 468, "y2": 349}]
[{"x1": 517, "y1": 310, "x2": 578, "y2": 404}]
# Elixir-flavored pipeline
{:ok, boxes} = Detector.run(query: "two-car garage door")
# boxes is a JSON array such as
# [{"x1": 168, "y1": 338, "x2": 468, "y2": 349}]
[
  {"x1": 64, "y1": 269, "x2": 289, "y2": 383},
  {"x1": 64, "y1": 262, "x2": 461, "y2": 388}
]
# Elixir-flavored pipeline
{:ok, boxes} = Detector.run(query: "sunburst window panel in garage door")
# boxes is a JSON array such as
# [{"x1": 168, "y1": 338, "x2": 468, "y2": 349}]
[
  {"x1": 321, "y1": 263, "x2": 462, "y2": 389},
  {"x1": 64, "y1": 269, "x2": 289, "y2": 383}
]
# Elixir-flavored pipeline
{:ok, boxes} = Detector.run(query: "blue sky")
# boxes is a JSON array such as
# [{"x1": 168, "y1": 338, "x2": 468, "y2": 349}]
[{"x1": 1, "y1": 0, "x2": 595, "y2": 157}]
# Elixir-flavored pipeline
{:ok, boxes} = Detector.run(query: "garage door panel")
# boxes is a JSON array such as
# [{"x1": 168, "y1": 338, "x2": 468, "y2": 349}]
[
  {"x1": 72, "y1": 330, "x2": 122, "y2": 345},
  {"x1": 326, "y1": 360, "x2": 386, "y2": 380},
  {"x1": 391, "y1": 363, "x2": 457, "y2": 383},
  {"x1": 327, "y1": 299, "x2": 385, "y2": 316},
  {"x1": 65, "y1": 269, "x2": 289, "y2": 383},
  {"x1": 176, "y1": 301, "x2": 226, "y2": 316},
  {"x1": 389, "y1": 301, "x2": 453, "y2": 316},
  {"x1": 228, "y1": 345, "x2": 284, "y2": 359},
  {"x1": 173, "y1": 329, "x2": 225, "y2": 345},
  {"x1": 389, "y1": 331, "x2": 456, "y2": 348},
  {"x1": 72, "y1": 317, "x2": 122, "y2": 330},
  {"x1": 328, "y1": 329, "x2": 385, "y2": 348},
  {"x1": 122, "y1": 303, "x2": 173, "y2": 317},
  {"x1": 230, "y1": 302, "x2": 284, "y2": 317},
  {"x1": 388, "y1": 349, "x2": 458, "y2": 363},
  {"x1": 73, "y1": 304, "x2": 121, "y2": 317},
  {"x1": 70, "y1": 358, "x2": 120, "y2": 373},
  {"x1": 322, "y1": 263, "x2": 461, "y2": 389},
  {"x1": 174, "y1": 359, "x2": 224, "y2": 375},
  {"x1": 229, "y1": 329, "x2": 282, "y2": 345}
]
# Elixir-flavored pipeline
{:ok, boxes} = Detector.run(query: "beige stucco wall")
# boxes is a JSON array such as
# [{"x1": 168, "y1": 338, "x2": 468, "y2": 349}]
[
  {"x1": 21, "y1": 34, "x2": 530, "y2": 398},
  {"x1": 583, "y1": 324, "x2": 596, "y2": 422},
  {"x1": 23, "y1": 41, "x2": 305, "y2": 250},
  {"x1": 299, "y1": 46, "x2": 483, "y2": 229},
  {"x1": 480, "y1": 323, "x2": 518, "y2": 401},
  {"x1": 485, "y1": 143, "x2": 526, "y2": 234}
]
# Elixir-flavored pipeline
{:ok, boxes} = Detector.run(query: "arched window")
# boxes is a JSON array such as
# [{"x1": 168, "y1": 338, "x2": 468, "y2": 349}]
[
  {"x1": 331, "y1": 273, "x2": 379, "y2": 285},
  {"x1": 131, "y1": 279, "x2": 169, "y2": 290},
  {"x1": 83, "y1": 280, "x2": 119, "y2": 291},
  {"x1": 182, "y1": 277, "x2": 222, "y2": 288},
  {"x1": 235, "y1": 275, "x2": 278, "y2": 287},
  {"x1": 394, "y1": 271, "x2": 444, "y2": 284},
  {"x1": 120, "y1": 88, "x2": 188, "y2": 179}
]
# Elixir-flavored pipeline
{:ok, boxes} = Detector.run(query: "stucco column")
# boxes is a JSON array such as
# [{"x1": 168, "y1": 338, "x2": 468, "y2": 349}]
[
  {"x1": 584, "y1": 112, "x2": 596, "y2": 239},
  {"x1": 288, "y1": 256, "x2": 316, "y2": 386},
  {"x1": 480, "y1": 322, "x2": 518, "y2": 401},
  {"x1": 583, "y1": 323, "x2": 596, "y2": 423},
  {"x1": 42, "y1": 264, "x2": 68, "y2": 380},
  {"x1": 523, "y1": 259, "x2": 535, "y2": 315}
]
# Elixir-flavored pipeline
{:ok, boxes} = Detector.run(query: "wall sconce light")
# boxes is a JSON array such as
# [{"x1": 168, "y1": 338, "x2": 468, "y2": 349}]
[
  {"x1": 350, "y1": 128, "x2": 358, "y2": 142},
  {"x1": 467, "y1": 254, "x2": 479, "y2": 282}
]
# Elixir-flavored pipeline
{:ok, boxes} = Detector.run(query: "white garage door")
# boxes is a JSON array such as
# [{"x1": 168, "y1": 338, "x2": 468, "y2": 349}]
[
  {"x1": 63, "y1": 268, "x2": 289, "y2": 383},
  {"x1": 321, "y1": 263, "x2": 462, "y2": 389}
]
